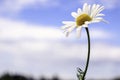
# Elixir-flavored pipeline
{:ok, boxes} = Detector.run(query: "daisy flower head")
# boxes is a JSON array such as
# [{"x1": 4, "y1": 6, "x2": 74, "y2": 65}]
[{"x1": 61, "y1": 3, "x2": 107, "y2": 38}]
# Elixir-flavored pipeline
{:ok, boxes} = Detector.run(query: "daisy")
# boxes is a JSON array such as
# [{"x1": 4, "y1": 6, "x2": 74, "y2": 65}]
[{"x1": 61, "y1": 3, "x2": 107, "y2": 37}]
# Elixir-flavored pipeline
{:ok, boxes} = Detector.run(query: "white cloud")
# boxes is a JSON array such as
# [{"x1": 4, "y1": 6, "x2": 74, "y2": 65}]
[{"x1": 0, "y1": 18, "x2": 119, "y2": 79}]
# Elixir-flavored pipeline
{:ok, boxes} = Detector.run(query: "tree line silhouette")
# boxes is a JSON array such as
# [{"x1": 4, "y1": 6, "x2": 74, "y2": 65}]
[
  {"x1": 0, "y1": 73, "x2": 60, "y2": 80},
  {"x1": 0, "y1": 73, "x2": 120, "y2": 80}
]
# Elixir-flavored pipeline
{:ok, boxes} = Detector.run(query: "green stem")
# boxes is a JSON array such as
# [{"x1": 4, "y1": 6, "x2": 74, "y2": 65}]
[{"x1": 82, "y1": 28, "x2": 91, "y2": 80}]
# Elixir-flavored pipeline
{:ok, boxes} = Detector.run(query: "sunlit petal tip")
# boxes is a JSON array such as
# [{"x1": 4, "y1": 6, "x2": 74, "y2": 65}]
[
  {"x1": 71, "y1": 12, "x2": 78, "y2": 18},
  {"x1": 92, "y1": 4, "x2": 97, "y2": 8},
  {"x1": 84, "y1": 3, "x2": 88, "y2": 6},
  {"x1": 87, "y1": 5, "x2": 91, "y2": 14},
  {"x1": 83, "y1": 3, "x2": 87, "y2": 9},
  {"x1": 90, "y1": 4, "x2": 97, "y2": 17},
  {"x1": 101, "y1": 6, "x2": 105, "y2": 8},
  {"x1": 99, "y1": 6, "x2": 105, "y2": 11},
  {"x1": 62, "y1": 21, "x2": 71, "y2": 24},
  {"x1": 83, "y1": 3, "x2": 88, "y2": 13},
  {"x1": 68, "y1": 26, "x2": 75, "y2": 32},
  {"x1": 96, "y1": 4, "x2": 100, "y2": 7},
  {"x1": 91, "y1": 20, "x2": 100, "y2": 23},
  {"x1": 77, "y1": 8, "x2": 82, "y2": 14},
  {"x1": 96, "y1": 14, "x2": 105, "y2": 17},
  {"x1": 62, "y1": 21, "x2": 75, "y2": 25}
]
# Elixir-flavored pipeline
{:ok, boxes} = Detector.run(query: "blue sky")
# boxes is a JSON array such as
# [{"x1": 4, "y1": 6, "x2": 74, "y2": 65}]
[{"x1": 0, "y1": 0, "x2": 120, "y2": 79}]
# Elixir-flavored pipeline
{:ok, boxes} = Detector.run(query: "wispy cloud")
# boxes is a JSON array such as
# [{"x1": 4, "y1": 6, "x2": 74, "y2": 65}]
[
  {"x1": 100, "y1": 0, "x2": 120, "y2": 9},
  {"x1": 79, "y1": 0, "x2": 120, "y2": 9},
  {"x1": 0, "y1": 0, "x2": 59, "y2": 13},
  {"x1": 0, "y1": 18, "x2": 63, "y2": 40}
]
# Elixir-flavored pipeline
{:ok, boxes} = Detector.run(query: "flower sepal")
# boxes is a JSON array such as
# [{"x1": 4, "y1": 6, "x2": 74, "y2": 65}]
[{"x1": 77, "y1": 67, "x2": 84, "y2": 80}]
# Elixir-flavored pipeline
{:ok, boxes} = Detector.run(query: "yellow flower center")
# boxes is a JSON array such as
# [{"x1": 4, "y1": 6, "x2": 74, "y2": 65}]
[{"x1": 76, "y1": 14, "x2": 92, "y2": 27}]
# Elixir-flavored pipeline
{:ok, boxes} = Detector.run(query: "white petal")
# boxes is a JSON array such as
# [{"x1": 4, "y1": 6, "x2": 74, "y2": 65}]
[
  {"x1": 82, "y1": 24, "x2": 88, "y2": 27},
  {"x1": 92, "y1": 17, "x2": 104, "y2": 23},
  {"x1": 85, "y1": 4, "x2": 89, "y2": 14},
  {"x1": 96, "y1": 6, "x2": 104, "y2": 15},
  {"x1": 95, "y1": 5, "x2": 101, "y2": 11},
  {"x1": 87, "y1": 5, "x2": 91, "y2": 15},
  {"x1": 76, "y1": 27, "x2": 82, "y2": 38},
  {"x1": 92, "y1": 19, "x2": 108, "y2": 23},
  {"x1": 83, "y1": 3, "x2": 88, "y2": 13},
  {"x1": 85, "y1": 21, "x2": 91, "y2": 25},
  {"x1": 96, "y1": 4, "x2": 100, "y2": 10},
  {"x1": 62, "y1": 21, "x2": 76, "y2": 30},
  {"x1": 77, "y1": 8, "x2": 82, "y2": 15},
  {"x1": 90, "y1": 4, "x2": 96, "y2": 17},
  {"x1": 93, "y1": 17, "x2": 103, "y2": 20},
  {"x1": 93, "y1": 5, "x2": 100, "y2": 17},
  {"x1": 67, "y1": 25, "x2": 76, "y2": 32},
  {"x1": 98, "y1": 6, "x2": 104, "y2": 13},
  {"x1": 91, "y1": 4, "x2": 96, "y2": 11},
  {"x1": 71, "y1": 12, "x2": 78, "y2": 18},
  {"x1": 94, "y1": 6, "x2": 104, "y2": 17},
  {"x1": 96, "y1": 13, "x2": 105, "y2": 17},
  {"x1": 61, "y1": 25, "x2": 71, "y2": 30},
  {"x1": 91, "y1": 20, "x2": 101, "y2": 23},
  {"x1": 62, "y1": 21, "x2": 75, "y2": 25},
  {"x1": 91, "y1": 4, "x2": 101, "y2": 18}
]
